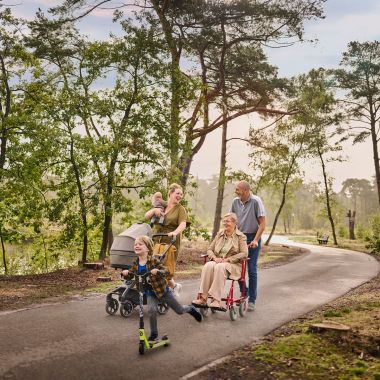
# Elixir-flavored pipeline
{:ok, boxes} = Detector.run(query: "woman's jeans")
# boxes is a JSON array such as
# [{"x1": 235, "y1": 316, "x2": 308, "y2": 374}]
[
  {"x1": 147, "y1": 289, "x2": 191, "y2": 336},
  {"x1": 244, "y1": 234, "x2": 261, "y2": 304}
]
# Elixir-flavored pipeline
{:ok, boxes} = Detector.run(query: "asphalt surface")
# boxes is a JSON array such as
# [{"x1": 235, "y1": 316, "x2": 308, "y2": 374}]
[{"x1": 0, "y1": 239, "x2": 378, "y2": 380}]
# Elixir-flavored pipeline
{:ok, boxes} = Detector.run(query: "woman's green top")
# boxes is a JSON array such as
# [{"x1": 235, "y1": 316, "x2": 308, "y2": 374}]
[{"x1": 152, "y1": 204, "x2": 189, "y2": 252}]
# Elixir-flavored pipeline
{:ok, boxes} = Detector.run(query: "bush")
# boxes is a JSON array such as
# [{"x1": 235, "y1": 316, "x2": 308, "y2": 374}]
[
  {"x1": 365, "y1": 212, "x2": 380, "y2": 254},
  {"x1": 355, "y1": 224, "x2": 370, "y2": 240},
  {"x1": 338, "y1": 225, "x2": 348, "y2": 239}
]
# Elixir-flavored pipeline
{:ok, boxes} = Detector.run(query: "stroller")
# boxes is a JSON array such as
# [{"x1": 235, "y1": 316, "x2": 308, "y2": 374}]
[{"x1": 105, "y1": 223, "x2": 172, "y2": 318}]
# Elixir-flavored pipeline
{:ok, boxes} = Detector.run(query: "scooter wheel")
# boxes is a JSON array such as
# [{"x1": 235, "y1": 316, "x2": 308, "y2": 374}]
[
  {"x1": 157, "y1": 302, "x2": 169, "y2": 315},
  {"x1": 139, "y1": 341, "x2": 145, "y2": 355},
  {"x1": 200, "y1": 307, "x2": 209, "y2": 317},
  {"x1": 105, "y1": 299, "x2": 119, "y2": 315},
  {"x1": 120, "y1": 300, "x2": 134, "y2": 318}
]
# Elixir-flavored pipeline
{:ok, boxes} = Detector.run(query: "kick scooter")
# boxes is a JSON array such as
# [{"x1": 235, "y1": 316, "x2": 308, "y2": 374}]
[{"x1": 131, "y1": 270, "x2": 170, "y2": 355}]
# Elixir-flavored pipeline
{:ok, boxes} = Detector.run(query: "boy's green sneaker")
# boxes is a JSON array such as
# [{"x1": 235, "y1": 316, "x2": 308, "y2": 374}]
[{"x1": 248, "y1": 302, "x2": 255, "y2": 312}]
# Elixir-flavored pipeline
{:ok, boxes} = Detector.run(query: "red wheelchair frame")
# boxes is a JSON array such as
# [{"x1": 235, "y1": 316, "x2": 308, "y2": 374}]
[{"x1": 198, "y1": 254, "x2": 249, "y2": 321}]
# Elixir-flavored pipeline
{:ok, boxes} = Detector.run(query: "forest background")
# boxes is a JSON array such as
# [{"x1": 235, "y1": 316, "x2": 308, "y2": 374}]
[{"x1": 1, "y1": 0, "x2": 380, "y2": 276}]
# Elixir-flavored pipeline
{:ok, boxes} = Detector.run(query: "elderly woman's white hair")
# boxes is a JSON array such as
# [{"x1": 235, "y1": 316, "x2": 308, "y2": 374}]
[{"x1": 222, "y1": 212, "x2": 238, "y2": 223}]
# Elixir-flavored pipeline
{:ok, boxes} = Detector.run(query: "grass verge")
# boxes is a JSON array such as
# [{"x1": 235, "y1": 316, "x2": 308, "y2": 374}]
[{"x1": 200, "y1": 256, "x2": 380, "y2": 380}]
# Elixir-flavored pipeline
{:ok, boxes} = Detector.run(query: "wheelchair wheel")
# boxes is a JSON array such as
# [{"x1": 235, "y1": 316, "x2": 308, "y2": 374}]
[
  {"x1": 200, "y1": 307, "x2": 209, "y2": 317},
  {"x1": 229, "y1": 305, "x2": 238, "y2": 321},
  {"x1": 157, "y1": 302, "x2": 169, "y2": 315},
  {"x1": 120, "y1": 300, "x2": 134, "y2": 318},
  {"x1": 239, "y1": 299, "x2": 248, "y2": 317},
  {"x1": 105, "y1": 298, "x2": 119, "y2": 315}
]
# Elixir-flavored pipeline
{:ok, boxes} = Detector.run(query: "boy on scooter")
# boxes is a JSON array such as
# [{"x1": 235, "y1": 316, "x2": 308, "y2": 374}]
[{"x1": 122, "y1": 235, "x2": 202, "y2": 342}]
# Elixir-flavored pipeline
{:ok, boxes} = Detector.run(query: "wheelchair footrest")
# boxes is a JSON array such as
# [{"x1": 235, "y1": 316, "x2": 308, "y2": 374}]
[{"x1": 210, "y1": 306, "x2": 227, "y2": 312}]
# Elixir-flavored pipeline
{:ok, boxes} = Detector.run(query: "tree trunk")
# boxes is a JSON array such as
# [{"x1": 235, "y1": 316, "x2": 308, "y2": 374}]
[
  {"x1": 318, "y1": 147, "x2": 338, "y2": 245},
  {"x1": 0, "y1": 228, "x2": 7, "y2": 274},
  {"x1": 347, "y1": 209, "x2": 356, "y2": 240},
  {"x1": 212, "y1": 24, "x2": 228, "y2": 240},
  {"x1": 265, "y1": 147, "x2": 302, "y2": 246},
  {"x1": 69, "y1": 133, "x2": 89, "y2": 263},
  {"x1": 265, "y1": 185, "x2": 287, "y2": 246},
  {"x1": 212, "y1": 112, "x2": 228, "y2": 239},
  {"x1": 107, "y1": 226, "x2": 114, "y2": 253},
  {"x1": 0, "y1": 54, "x2": 11, "y2": 183},
  {"x1": 99, "y1": 210, "x2": 112, "y2": 261},
  {"x1": 0, "y1": 128, "x2": 6, "y2": 182},
  {"x1": 151, "y1": 1, "x2": 182, "y2": 180},
  {"x1": 370, "y1": 118, "x2": 380, "y2": 206},
  {"x1": 99, "y1": 159, "x2": 116, "y2": 260},
  {"x1": 180, "y1": 48, "x2": 209, "y2": 188}
]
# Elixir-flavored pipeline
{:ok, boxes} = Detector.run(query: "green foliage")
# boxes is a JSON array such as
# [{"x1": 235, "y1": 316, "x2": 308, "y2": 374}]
[
  {"x1": 355, "y1": 224, "x2": 369, "y2": 240},
  {"x1": 338, "y1": 225, "x2": 348, "y2": 239},
  {"x1": 364, "y1": 212, "x2": 380, "y2": 254}
]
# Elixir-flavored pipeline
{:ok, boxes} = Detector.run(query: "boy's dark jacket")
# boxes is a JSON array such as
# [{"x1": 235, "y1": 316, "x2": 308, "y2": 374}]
[{"x1": 124, "y1": 255, "x2": 169, "y2": 299}]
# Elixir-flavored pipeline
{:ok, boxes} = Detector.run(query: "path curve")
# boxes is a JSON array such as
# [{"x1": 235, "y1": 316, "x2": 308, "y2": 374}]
[{"x1": 0, "y1": 240, "x2": 378, "y2": 380}]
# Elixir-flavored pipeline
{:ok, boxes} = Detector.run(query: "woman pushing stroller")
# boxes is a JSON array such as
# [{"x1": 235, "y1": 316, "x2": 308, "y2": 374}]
[
  {"x1": 145, "y1": 183, "x2": 189, "y2": 297},
  {"x1": 122, "y1": 235, "x2": 202, "y2": 343}
]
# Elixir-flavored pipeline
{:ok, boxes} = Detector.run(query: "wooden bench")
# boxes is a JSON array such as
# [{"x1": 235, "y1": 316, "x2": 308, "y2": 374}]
[{"x1": 317, "y1": 234, "x2": 329, "y2": 245}]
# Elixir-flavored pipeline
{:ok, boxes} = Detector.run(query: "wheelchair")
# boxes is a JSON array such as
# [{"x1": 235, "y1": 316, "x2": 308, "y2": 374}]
[{"x1": 195, "y1": 254, "x2": 249, "y2": 321}]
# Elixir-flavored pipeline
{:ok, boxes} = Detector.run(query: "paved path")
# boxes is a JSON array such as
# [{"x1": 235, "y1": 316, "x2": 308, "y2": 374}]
[{"x1": 0, "y1": 240, "x2": 378, "y2": 380}]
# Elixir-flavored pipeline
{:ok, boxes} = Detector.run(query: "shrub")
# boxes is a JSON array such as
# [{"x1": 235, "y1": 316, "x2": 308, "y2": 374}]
[
  {"x1": 365, "y1": 212, "x2": 380, "y2": 254},
  {"x1": 355, "y1": 224, "x2": 370, "y2": 240},
  {"x1": 338, "y1": 225, "x2": 348, "y2": 238}
]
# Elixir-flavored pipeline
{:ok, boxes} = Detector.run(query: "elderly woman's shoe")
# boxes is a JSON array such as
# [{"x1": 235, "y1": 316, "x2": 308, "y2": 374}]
[
  {"x1": 209, "y1": 300, "x2": 221, "y2": 308},
  {"x1": 209, "y1": 300, "x2": 227, "y2": 312}
]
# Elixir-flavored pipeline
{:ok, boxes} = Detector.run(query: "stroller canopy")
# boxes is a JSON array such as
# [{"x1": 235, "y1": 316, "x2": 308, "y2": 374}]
[
  {"x1": 110, "y1": 223, "x2": 152, "y2": 269},
  {"x1": 111, "y1": 223, "x2": 152, "y2": 253}
]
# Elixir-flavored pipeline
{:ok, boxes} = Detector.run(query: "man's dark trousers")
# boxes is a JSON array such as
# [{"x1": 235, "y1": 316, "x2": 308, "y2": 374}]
[{"x1": 242, "y1": 233, "x2": 261, "y2": 303}]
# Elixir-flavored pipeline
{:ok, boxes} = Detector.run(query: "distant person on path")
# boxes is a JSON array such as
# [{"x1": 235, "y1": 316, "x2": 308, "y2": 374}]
[
  {"x1": 230, "y1": 180, "x2": 266, "y2": 311},
  {"x1": 192, "y1": 212, "x2": 248, "y2": 309},
  {"x1": 145, "y1": 183, "x2": 189, "y2": 297}
]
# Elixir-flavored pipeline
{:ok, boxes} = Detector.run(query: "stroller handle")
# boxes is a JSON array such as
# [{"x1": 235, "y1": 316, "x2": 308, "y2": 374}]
[{"x1": 152, "y1": 233, "x2": 176, "y2": 244}]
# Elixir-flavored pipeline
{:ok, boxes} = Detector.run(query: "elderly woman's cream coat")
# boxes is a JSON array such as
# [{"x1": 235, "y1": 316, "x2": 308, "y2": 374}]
[{"x1": 207, "y1": 228, "x2": 248, "y2": 280}]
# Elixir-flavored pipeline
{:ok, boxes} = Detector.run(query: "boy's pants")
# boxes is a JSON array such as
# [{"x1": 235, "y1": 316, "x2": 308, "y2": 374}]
[{"x1": 147, "y1": 289, "x2": 191, "y2": 336}]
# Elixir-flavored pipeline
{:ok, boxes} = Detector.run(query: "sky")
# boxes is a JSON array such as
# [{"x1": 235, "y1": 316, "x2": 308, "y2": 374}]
[
  {"x1": 192, "y1": 0, "x2": 380, "y2": 191},
  {"x1": 12, "y1": 0, "x2": 380, "y2": 191}
]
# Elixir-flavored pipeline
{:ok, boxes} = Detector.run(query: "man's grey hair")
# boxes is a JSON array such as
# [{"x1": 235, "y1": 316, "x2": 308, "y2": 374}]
[{"x1": 237, "y1": 180, "x2": 250, "y2": 191}]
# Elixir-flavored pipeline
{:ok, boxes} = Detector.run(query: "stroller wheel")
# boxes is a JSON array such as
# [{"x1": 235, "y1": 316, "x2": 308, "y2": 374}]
[
  {"x1": 200, "y1": 307, "x2": 209, "y2": 318},
  {"x1": 120, "y1": 300, "x2": 134, "y2": 318},
  {"x1": 105, "y1": 299, "x2": 119, "y2": 315},
  {"x1": 157, "y1": 302, "x2": 169, "y2": 315}
]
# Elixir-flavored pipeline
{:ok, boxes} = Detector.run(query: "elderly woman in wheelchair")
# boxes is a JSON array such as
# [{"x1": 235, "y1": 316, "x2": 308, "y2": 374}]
[{"x1": 192, "y1": 212, "x2": 248, "y2": 311}]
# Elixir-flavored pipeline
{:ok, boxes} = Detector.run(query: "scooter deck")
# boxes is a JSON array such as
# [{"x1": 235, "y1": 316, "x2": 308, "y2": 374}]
[{"x1": 149, "y1": 337, "x2": 170, "y2": 349}]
